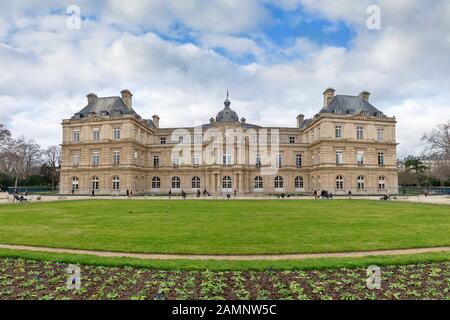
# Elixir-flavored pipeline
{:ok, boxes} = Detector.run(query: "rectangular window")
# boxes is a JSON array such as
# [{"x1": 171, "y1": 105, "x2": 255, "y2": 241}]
[
  {"x1": 153, "y1": 155, "x2": 160, "y2": 167},
  {"x1": 113, "y1": 151, "x2": 120, "y2": 166},
  {"x1": 160, "y1": 137, "x2": 166, "y2": 144},
  {"x1": 356, "y1": 151, "x2": 364, "y2": 166},
  {"x1": 113, "y1": 128, "x2": 121, "y2": 140},
  {"x1": 195, "y1": 135, "x2": 202, "y2": 144},
  {"x1": 356, "y1": 126, "x2": 364, "y2": 140},
  {"x1": 289, "y1": 136, "x2": 296, "y2": 144},
  {"x1": 255, "y1": 154, "x2": 261, "y2": 167},
  {"x1": 92, "y1": 152, "x2": 99, "y2": 167},
  {"x1": 377, "y1": 128, "x2": 384, "y2": 141},
  {"x1": 73, "y1": 130, "x2": 80, "y2": 142},
  {"x1": 378, "y1": 152, "x2": 385, "y2": 166},
  {"x1": 276, "y1": 154, "x2": 282, "y2": 168},
  {"x1": 93, "y1": 128, "x2": 100, "y2": 141},
  {"x1": 335, "y1": 125, "x2": 342, "y2": 138},
  {"x1": 223, "y1": 153, "x2": 232, "y2": 165},
  {"x1": 296, "y1": 154, "x2": 302, "y2": 167},
  {"x1": 193, "y1": 153, "x2": 200, "y2": 166},
  {"x1": 336, "y1": 151, "x2": 343, "y2": 165},
  {"x1": 72, "y1": 153, "x2": 79, "y2": 166},
  {"x1": 172, "y1": 156, "x2": 179, "y2": 168}
]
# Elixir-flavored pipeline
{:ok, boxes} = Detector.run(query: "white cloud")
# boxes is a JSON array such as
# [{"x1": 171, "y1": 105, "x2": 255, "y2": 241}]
[{"x1": 0, "y1": 0, "x2": 449, "y2": 160}]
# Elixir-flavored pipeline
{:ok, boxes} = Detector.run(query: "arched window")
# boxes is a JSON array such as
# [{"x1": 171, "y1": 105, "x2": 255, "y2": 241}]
[
  {"x1": 71, "y1": 177, "x2": 79, "y2": 190},
  {"x1": 192, "y1": 176, "x2": 201, "y2": 189},
  {"x1": 171, "y1": 176, "x2": 181, "y2": 189},
  {"x1": 222, "y1": 176, "x2": 232, "y2": 191},
  {"x1": 336, "y1": 176, "x2": 344, "y2": 190},
  {"x1": 378, "y1": 176, "x2": 385, "y2": 190},
  {"x1": 112, "y1": 176, "x2": 120, "y2": 191},
  {"x1": 254, "y1": 176, "x2": 263, "y2": 190},
  {"x1": 152, "y1": 177, "x2": 161, "y2": 189},
  {"x1": 91, "y1": 176, "x2": 99, "y2": 191},
  {"x1": 357, "y1": 176, "x2": 365, "y2": 189},
  {"x1": 274, "y1": 176, "x2": 283, "y2": 189},
  {"x1": 295, "y1": 176, "x2": 304, "y2": 190}
]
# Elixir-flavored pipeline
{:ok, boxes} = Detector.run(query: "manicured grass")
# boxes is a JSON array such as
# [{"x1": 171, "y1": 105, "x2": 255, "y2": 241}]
[
  {"x1": 0, "y1": 248, "x2": 449, "y2": 271},
  {"x1": 0, "y1": 199, "x2": 448, "y2": 255}
]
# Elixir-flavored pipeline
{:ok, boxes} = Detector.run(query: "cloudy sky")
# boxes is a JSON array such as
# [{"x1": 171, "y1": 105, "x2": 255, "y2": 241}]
[{"x1": 0, "y1": 0, "x2": 449, "y2": 158}]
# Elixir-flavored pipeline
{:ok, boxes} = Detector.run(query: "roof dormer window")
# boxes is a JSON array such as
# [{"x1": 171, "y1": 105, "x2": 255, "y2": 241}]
[
  {"x1": 88, "y1": 112, "x2": 96, "y2": 117},
  {"x1": 100, "y1": 111, "x2": 109, "y2": 116}
]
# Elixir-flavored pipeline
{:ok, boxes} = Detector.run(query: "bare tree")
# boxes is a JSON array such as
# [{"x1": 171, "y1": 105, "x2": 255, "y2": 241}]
[
  {"x1": 43, "y1": 145, "x2": 61, "y2": 190},
  {"x1": 0, "y1": 124, "x2": 11, "y2": 144},
  {"x1": 6, "y1": 137, "x2": 42, "y2": 187},
  {"x1": 422, "y1": 121, "x2": 450, "y2": 157}
]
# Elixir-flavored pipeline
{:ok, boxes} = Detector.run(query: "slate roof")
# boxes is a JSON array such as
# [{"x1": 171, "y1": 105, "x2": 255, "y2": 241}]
[
  {"x1": 72, "y1": 96, "x2": 140, "y2": 119},
  {"x1": 321, "y1": 95, "x2": 385, "y2": 116}
]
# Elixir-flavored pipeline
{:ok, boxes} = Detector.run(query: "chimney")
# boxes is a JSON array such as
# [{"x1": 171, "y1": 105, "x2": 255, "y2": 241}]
[
  {"x1": 210, "y1": 117, "x2": 215, "y2": 124},
  {"x1": 152, "y1": 115, "x2": 160, "y2": 128},
  {"x1": 323, "y1": 88, "x2": 335, "y2": 108},
  {"x1": 297, "y1": 114, "x2": 305, "y2": 128},
  {"x1": 120, "y1": 89, "x2": 133, "y2": 110},
  {"x1": 359, "y1": 91, "x2": 370, "y2": 101},
  {"x1": 241, "y1": 117, "x2": 246, "y2": 124},
  {"x1": 87, "y1": 93, "x2": 98, "y2": 104}
]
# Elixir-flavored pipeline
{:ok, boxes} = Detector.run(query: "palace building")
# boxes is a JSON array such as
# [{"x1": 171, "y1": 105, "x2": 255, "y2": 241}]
[{"x1": 60, "y1": 88, "x2": 398, "y2": 196}]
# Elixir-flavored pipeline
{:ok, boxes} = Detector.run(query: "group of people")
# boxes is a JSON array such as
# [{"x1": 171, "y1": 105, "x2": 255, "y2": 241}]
[{"x1": 313, "y1": 190, "x2": 335, "y2": 199}]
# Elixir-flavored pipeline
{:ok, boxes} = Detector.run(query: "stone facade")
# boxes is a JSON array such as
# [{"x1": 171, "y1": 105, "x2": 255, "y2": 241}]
[{"x1": 60, "y1": 89, "x2": 398, "y2": 196}]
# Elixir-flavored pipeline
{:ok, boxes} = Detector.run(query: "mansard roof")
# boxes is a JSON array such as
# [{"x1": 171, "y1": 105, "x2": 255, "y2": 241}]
[
  {"x1": 72, "y1": 96, "x2": 140, "y2": 119},
  {"x1": 321, "y1": 95, "x2": 385, "y2": 116}
]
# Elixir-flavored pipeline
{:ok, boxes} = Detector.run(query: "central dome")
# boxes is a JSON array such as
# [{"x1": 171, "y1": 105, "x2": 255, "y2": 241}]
[{"x1": 216, "y1": 95, "x2": 239, "y2": 123}]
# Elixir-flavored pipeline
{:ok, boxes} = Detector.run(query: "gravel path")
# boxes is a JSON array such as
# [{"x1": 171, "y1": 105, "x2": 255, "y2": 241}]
[{"x1": 0, "y1": 244, "x2": 449, "y2": 261}]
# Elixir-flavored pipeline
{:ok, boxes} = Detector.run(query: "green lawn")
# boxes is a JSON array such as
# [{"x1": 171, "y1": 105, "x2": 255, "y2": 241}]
[{"x1": 0, "y1": 200, "x2": 448, "y2": 255}]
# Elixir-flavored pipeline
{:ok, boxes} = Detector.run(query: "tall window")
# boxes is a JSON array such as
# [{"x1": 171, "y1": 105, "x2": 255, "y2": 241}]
[
  {"x1": 289, "y1": 136, "x2": 296, "y2": 144},
  {"x1": 72, "y1": 153, "x2": 79, "y2": 166},
  {"x1": 335, "y1": 125, "x2": 342, "y2": 138},
  {"x1": 295, "y1": 176, "x2": 304, "y2": 190},
  {"x1": 192, "y1": 153, "x2": 200, "y2": 167},
  {"x1": 222, "y1": 176, "x2": 232, "y2": 190},
  {"x1": 356, "y1": 126, "x2": 364, "y2": 140},
  {"x1": 356, "y1": 151, "x2": 364, "y2": 166},
  {"x1": 335, "y1": 151, "x2": 343, "y2": 165},
  {"x1": 93, "y1": 128, "x2": 100, "y2": 141},
  {"x1": 112, "y1": 176, "x2": 120, "y2": 190},
  {"x1": 160, "y1": 137, "x2": 166, "y2": 144},
  {"x1": 254, "y1": 176, "x2": 263, "y2": 190},
  {"x1": 92, "y1": 152, "x2": 99, "y2": 167},
  {"x1": 73, "y1": 129, "x2": 80, "y2": 142},
  {"x1": 255, "y1": 154, "x2": 261, "y2": 167},
  {"x1": 378, "y1": 152, "x2": 385, "y2": 165},
  {"x1": 172, "y1": 156, "x2": 179, "y2": 168},
  {"x1": 336, "y1": 176, "x2": 344, "y2": 190},
  {"x1": 223, "y1": 152, "x2": 232, "y2": 165},
  {"x1": 91, "y1": 176, "x2": 99, "y2": 191},
  {"x1": 377, "y1": 128, "x2": 384, "y2": 141},
  {"x1": 71, "y1": 177, "x2": 79, "y2": 190},
  {"x1": 152, "y1": 177, "x2": 160, "y2": 189},
  {"x1": 296, "y1": 154, "x2": 302, "y2": 167},
  {"x1": 113, "y1": 128, "x2": 121, "y2": 140},
  {"x1": 153, "y1": 155, "x2": 160, "y2": 167},
  {"x1": 276, "y1": 154, "x2": 282, "y2": 168},
  {"x1": 357, "y1": 176, "x2": 365, "y2": 189},
  {"x1": 274, "y1": 176, "x2": 284, "y2": 189},
  {"x1": 192, "y1": 176, "x2": 201, "y2": 189},
  {"x1": 378, "y1": 176, "x2": 385, "y2": 190},
  {"x1": 171, "y1": 176, "x2": 181, "y2": 189},
  {"x1": 113, "y1": 151, "x2": 120, "y2": 166}
]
